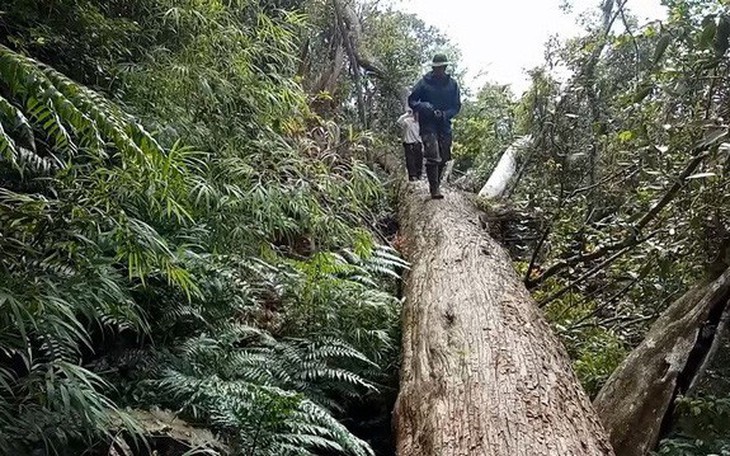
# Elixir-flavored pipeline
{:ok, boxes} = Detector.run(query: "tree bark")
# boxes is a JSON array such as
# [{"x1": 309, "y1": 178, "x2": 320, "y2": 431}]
[
  {"x1": 593, "y1": 267, "x2": 730, "y2": 456},
  {"x1": 331, "y1": 0, "x2": 386, "y2": 127},
  {"x1": 313, "y1": 34, "x2": 346, "y2": 95},
  {"x1": 333, "y1": 0, "x2": 385, "y2": 78},
  {"x1": 391, "y1": 180, "x2": 615, "y2": 455},
  {"x1": 332, "y1": 0, "x2": 367, "y2": 125}
]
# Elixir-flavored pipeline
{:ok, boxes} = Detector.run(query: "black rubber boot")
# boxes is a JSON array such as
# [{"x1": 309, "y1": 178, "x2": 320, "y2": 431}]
[
  {"x1": 438, "y1": 162, "x2": 446, "y2": 182},
  {"x1": 426, "y1": 165, "x2": 443, "y2": 199}
]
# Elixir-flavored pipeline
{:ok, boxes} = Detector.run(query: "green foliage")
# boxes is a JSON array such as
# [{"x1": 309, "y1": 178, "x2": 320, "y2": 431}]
[
  {"x1": 570, "y1": 331, "x2": 626, "y2": 396},
  {"x1": 142, "y1": 330, "x2": 377, "y2": 456},
  {"x1": 654, "y1": 394, "x2": 730, "y2": 454},
  {"x1": 278, "y1": 247, "x2": 406, "y2": 361},
  {"x1": 655, "y1": 438, "x2": 730, "y2": 456},
  {"x1": 452, "y1": 83, "x2": 516, "y2": 177},
  {"x1": 673, "y1": 395, "x2": 730, "y2": 438},
  {"x1": 454, "y1": 0, "x2": 730, "y2": 440},
  {"x1": 0, "y1": 44, "x2": 196, "y2": 451},
  {"x1": 470, "y1": 0, "x2": 730, "y2": 442},
  {"x1": 0, "y1": 0, "x2": 408, "y2": 454},
  {"x1": 541, "y1": 290, "x2": 628, "y2": 397}
]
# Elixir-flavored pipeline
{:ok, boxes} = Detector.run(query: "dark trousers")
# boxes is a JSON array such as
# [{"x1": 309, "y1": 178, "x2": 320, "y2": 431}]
[
  {"x1": 403, "y1": 142, "x2": 423, "y2": 180},
  {"x1": 422, "y1": 132, "x2": 452, "y2": 187}
]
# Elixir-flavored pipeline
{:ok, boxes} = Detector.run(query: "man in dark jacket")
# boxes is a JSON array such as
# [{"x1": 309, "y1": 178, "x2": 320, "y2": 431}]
[{"x1": 408, "y1": 53, "x2": 461, "y2": 199}]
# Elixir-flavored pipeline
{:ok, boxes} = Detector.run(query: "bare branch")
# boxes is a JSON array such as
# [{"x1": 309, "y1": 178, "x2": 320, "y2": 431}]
[
  {"x1": 566, "y1": 314, "x2": 654, "y2": 332},
  {"x1": 527, "y1": 231, "x2": 644, "y2": 289},
  {"x1": 527, "y1": 136, "x2": 721, "y2": 289},
  {"x1": 538, "y1": 246, "x2": 634, "y2": 308},
  {"x1": 616, "y1": 1, "x2": 641, "y2": 83},
  {"x1": 565, "y1": 261, "x2": 654, "y2": 330}
]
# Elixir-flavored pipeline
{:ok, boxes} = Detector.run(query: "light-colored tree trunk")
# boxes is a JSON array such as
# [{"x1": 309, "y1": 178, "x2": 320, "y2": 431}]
[
  {"x1": 478, "y1": 136, "x2": 531, "y2": 199},
  {"x1": 391, "y1": 180, "x2": 614, "y2": 455},
  {"x1": 593, "y1": 267, "x2": 730, "y2": 456}
]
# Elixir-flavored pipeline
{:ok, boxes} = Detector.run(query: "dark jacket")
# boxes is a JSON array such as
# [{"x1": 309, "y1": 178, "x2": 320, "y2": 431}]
[{"x1": 408, "y1": 71, "x2": 461, "y2": 135}]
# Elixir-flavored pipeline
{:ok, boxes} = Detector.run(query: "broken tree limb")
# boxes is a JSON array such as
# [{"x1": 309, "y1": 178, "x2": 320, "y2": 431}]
[
  {"x1": 593, "y1": 267, "x2": 730, "y2": 456},
  {"x1": 479, "y1": 135, "x2": 532, "y2": 199},
  {"x1": 389, "y1": 172, "x2": 615, "y2": 455},
  {"x1": 110, "y1": 408, "x2": 227, "y2": 456}
]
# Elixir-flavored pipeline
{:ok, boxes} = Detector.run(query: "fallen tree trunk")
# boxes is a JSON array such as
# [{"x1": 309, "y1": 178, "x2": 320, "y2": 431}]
[
  {"x1": 478, "y1": 136, "x2": 532, "y2": 199},
  {"x1": 593, "y1": 267, "x2": 730, "y2": 456},
  {"x1": 391, "y1": 180, "x2": 614, "y2": 455}
]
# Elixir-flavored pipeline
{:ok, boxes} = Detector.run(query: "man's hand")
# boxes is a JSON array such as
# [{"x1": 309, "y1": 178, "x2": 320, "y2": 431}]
[{"x1": 416, "y1": 102, "x2": 434, "y2": 113}]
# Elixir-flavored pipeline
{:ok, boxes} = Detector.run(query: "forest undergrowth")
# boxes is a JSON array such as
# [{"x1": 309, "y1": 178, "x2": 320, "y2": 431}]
[{"x1": 3, "y1": 0, "x2": 730, "y2": 455}]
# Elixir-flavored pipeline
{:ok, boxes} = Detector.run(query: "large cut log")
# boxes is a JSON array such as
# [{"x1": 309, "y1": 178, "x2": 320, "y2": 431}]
[
  {"x1": 391, "y1": 181, "x2": 614, "y2": 455},
  {"x1": 593, "y1": 267, "x2": 730, "y2": 456}
]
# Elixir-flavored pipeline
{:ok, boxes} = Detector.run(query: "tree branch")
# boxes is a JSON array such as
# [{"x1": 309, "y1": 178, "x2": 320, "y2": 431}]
[
  {"x1": 566, "y1": 314, "x2": 654, "y2": 332},
  {"x1": 527, "y1": 135, "x2": 722, "y2": 289},
  {"x1": 616, "y1": 1, "x2": 640, "y2": 83},
  {"x1": 332, "y1": 0, "x2": 385, "y2": 78},
  {"x1": 635, "y1": 149, "x2": 710, "y2": 230},
  {"x1": 527, "y1": 231, "x2": 644, "y2": 289},
  {"x1": 538, "y1": 246, "x2": 634, "y2": 308},
  {"x1": 565, "y1": 261, "x2": 653, "y2": 330}
]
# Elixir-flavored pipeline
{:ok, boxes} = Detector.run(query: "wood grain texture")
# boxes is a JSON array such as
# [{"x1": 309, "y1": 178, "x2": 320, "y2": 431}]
[{"x1": 392, "y1": 181, "x2": 614, "y2": 456}]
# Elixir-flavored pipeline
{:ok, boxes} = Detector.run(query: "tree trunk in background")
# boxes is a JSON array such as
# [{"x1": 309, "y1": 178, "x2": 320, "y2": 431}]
[
  {"x1": 331, "y1": 0, "x2": 385, "y2": 127},
  {"x1": 391, "y1": 179, "x2": 615, "y2": 455},
  {"x1": 593, "y1": 268, "x2": 730, "y2": 456}
]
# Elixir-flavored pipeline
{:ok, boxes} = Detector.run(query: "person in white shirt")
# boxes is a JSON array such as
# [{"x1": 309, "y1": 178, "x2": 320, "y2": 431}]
[{"x1": 396, "y1": 108, "x2": 423, "y2": 181}]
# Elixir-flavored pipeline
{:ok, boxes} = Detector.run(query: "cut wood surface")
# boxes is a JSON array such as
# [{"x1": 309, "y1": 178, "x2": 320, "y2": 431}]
[{"x1": 391, "y1": 181, "x2": 614, "y2": 456}]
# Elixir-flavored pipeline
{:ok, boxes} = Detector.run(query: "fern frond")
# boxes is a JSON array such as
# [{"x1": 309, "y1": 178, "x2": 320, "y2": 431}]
[
  {"x1": 0, "y1": 93, "x2": 35, "y2": 151},
  {"x1": 0, "y1": 121, "x2": 19, "y2": 169}
]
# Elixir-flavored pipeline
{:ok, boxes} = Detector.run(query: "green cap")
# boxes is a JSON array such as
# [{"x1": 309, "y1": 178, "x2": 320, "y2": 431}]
[{"x1": 431, "y1": 53, "x2": 450, "y2": 67}]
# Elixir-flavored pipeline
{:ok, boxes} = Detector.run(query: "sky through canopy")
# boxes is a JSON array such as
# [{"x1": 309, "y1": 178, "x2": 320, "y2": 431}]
[{"x1": 395, "y1": 0, "x2": 668, "y2": 94}]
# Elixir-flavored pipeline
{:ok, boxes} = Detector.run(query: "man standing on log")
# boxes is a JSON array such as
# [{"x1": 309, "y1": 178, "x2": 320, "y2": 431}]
[{"x1": 408, "y1": 53, "x2": 461, "y2": 199}]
